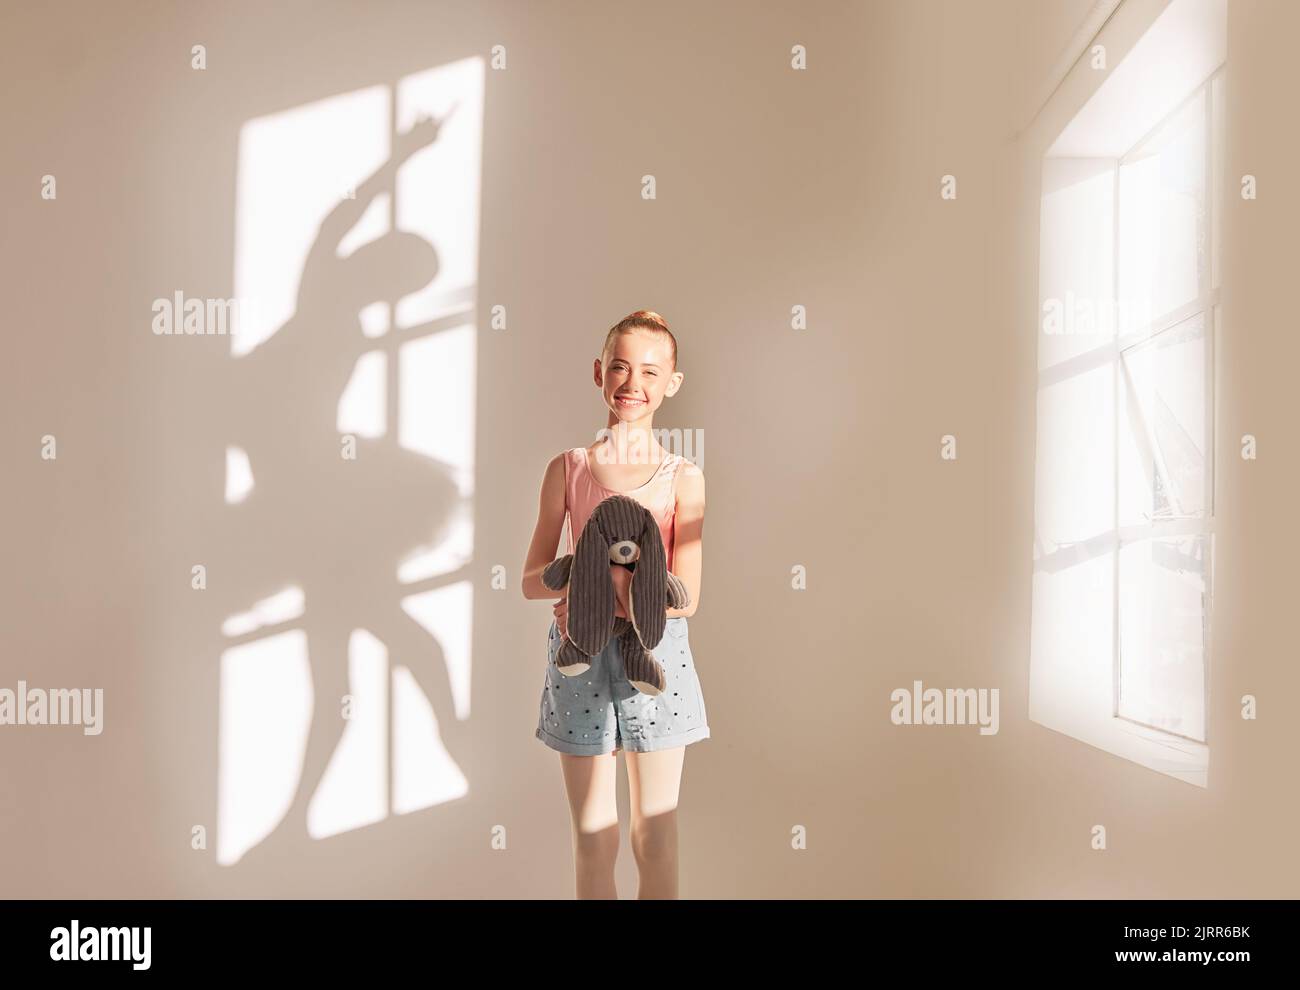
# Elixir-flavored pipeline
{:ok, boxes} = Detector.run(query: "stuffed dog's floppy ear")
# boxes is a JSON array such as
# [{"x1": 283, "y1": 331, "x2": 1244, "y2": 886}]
[
  {"x1": 541, "y1": 555, "x2": 573, "y2": 591},
  {"x1": 666, "y1": 571, "x2": 691, "y2": 610},
  {"x1": 627, "y1": 506, "x2": 668, "y2": 648},
  {"x1": 566, "y1": 510, "x2": 615, "y2": 654}
]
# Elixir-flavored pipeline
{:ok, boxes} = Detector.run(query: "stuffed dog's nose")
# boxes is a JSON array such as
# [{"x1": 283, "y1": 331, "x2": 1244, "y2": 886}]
[{"x1": 609, "y1": 540, "x2": 640, "y2": 564}]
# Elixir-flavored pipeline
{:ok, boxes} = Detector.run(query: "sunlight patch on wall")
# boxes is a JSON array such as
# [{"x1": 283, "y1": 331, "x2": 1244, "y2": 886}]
[
  {"x1": 220, "y1": 586, "x2": 306, "y2": 638},
  {"x1": 337, "y1": 350, "x2": 388, "y2": 438},
  {"x1": 401, "y1": 582, "x2": 474, "y2": 721},
  {"x1": 393, "y1": 663, "x2": 468, "y2": 815},
  {"x1": 307, "y1": 630, "x2": 388, "y2": 840},
  {"x1": 224, "y1": 445, "x2": 254, "y2": 504},
  {"x1": 218, "y1": 56, "x2": 484, "y2": 863},
  {"x1": 400, "y1": 326, "x2": 476, "y2": 496},
  {"x1": 232, "y1": 86, "x2": 390, "y2": 355},
  {"x1": 217, "y1": 631, "x2": 311, "y2": 865}
]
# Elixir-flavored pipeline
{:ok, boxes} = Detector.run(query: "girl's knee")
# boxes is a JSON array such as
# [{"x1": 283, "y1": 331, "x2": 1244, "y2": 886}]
[
  {"x1": 630, "y1": 818, "x2": 677, "y2": 863},
  {"x1": 572, "y1": 823, "x2": 620, "y2": 866}
]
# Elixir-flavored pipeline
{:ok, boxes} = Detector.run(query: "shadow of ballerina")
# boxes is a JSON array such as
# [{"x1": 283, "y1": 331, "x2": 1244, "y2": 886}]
[{"x1": 212, "y1": 109, "x2": 476, "y2": 860}]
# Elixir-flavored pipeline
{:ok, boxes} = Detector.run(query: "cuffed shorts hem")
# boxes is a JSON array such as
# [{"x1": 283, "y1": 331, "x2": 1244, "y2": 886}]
[
  {"x1": 621, "y1": 725, "x2": 711, "y2": 753},
  {"x1": 535, "y1": 723, "x2": 710, "y2": 756}
]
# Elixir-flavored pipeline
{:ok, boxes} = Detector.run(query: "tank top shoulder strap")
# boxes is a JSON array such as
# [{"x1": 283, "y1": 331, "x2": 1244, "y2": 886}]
[
  {"x1": 661, "y1": 451, "x2": 685, "y2": 511},
  {"x1": 561, "y1": 447, "x2": 581, "y2": 555}
]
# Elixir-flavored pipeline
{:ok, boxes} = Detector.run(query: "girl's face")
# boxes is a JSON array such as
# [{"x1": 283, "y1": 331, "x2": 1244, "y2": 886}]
[{"x1": 596, "y1": 330, "x2": 680, "y2": 421}]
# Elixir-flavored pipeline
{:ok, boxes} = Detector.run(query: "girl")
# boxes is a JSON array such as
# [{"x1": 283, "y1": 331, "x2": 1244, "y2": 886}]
[{"x1": 522, "y1": 310, "x2": 708, "y2": 899}]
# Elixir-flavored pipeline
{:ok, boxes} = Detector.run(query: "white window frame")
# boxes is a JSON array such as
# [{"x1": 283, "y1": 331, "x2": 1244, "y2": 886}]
[{"x1": 1027, "y1": 0, "x2": 1226, "y2": 788}]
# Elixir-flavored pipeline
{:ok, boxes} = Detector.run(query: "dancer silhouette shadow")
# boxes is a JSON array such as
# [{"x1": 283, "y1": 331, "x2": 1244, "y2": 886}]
[{"x1": 207, "y1": 110, "x2": 474, "y2": 865}]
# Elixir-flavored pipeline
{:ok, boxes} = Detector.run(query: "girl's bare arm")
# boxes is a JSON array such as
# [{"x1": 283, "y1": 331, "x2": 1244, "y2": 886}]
[
  {"x1": 666, "y1": 464, "x2": 705, "y2": 619},
  {"x1": 521, "y1": 454, "x2": 568, "y2": 600}
]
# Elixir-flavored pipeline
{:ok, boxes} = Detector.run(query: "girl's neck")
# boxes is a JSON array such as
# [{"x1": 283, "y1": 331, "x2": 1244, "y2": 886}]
[{"x1": 593, "y1": 421, "x2": 664, "y2": 465}]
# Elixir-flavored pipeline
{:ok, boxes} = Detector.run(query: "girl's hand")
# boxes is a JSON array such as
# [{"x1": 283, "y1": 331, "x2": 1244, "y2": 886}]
[
  {"x1": 610, "y1": 565, "x2": 632, "y2": 619},
  {"x1": 554, "y1": 566, "x2": 632, "y2": 638},
  {"x1": 553, "y1": 596, "x2": 569, "y2": 640}
]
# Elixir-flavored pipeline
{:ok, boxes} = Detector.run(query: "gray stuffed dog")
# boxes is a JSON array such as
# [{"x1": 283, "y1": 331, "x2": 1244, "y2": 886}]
[{"x1": 542, "y1": 493, "x2": 691, "y2": 696}]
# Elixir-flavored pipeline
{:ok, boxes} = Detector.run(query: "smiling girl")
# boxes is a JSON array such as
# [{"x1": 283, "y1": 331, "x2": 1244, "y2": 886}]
[{"x1": 521, "y1": 310, "x2": 708, "y2": 899}]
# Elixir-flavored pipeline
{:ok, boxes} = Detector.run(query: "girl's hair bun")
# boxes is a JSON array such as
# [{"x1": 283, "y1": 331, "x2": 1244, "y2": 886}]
[
  {"x1": 603, "y1": 310, "x2": 677, "y2": 369},
  {"x1": 625, "y1": 309, "x2": 669, "y2": 331}
]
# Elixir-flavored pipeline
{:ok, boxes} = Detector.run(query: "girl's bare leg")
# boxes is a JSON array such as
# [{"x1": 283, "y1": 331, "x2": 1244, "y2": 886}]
[
  {"x1": 559, "y1": 751, "x2": 620, "y2": 899},
  {"x1": 624, "y1": 746, "x2": 686, "y2": 899}
]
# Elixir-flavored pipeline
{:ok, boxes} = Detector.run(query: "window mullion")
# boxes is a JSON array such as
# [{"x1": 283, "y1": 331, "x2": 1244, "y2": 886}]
[{"x1": 1111, "y1": 157, "x2": 1122, "y2": 721}]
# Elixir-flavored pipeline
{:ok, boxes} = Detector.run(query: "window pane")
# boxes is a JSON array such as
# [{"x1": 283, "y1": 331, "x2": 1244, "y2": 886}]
[
  {"x1": 1038, "y1": 158, "x2": 1116, "y2": 370},
  {"x1": 1118, "y1": 534, "x2": 1209, "y2": 742},
  {"x1": 1119, "y1": 313, "x2": 1208, "y2": 523},
  {"x1": 1117, "y1": 88, "x2": 1207, "y2": 338},
  {"x1": 1036, "y1": 360, "x2": 1115, "y2": 546}
]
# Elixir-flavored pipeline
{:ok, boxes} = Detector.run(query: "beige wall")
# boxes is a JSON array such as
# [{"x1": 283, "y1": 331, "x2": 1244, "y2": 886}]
[{"x1": 2, "y1": 0, "x2": 1296, "y2": 897}]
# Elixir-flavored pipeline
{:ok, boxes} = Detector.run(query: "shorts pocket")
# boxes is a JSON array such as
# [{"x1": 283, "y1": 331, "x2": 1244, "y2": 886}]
[{"x1": 661, "y1": 625, "x2": 702, "y2": 727}]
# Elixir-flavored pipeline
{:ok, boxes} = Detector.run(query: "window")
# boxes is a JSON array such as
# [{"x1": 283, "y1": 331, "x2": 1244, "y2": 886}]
[{"x1": 1029, "y1": 0, "x2": 1225, "y2": 787}]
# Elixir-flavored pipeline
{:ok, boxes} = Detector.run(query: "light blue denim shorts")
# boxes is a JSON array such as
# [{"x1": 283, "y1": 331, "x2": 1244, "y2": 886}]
[{"x1": 535, "y1": 615, "x2": 710, "y2": 756}]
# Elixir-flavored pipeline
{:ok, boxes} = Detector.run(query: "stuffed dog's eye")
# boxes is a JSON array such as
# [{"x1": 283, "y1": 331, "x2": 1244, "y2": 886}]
[{"x1": 609, "y1": 540, "x2": 640, "y2": 564}]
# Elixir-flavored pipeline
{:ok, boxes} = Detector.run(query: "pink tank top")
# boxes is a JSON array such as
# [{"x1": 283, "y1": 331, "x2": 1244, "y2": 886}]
[{"x1": 562, "y1": 446, "x2": 684, "y2": 572}]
